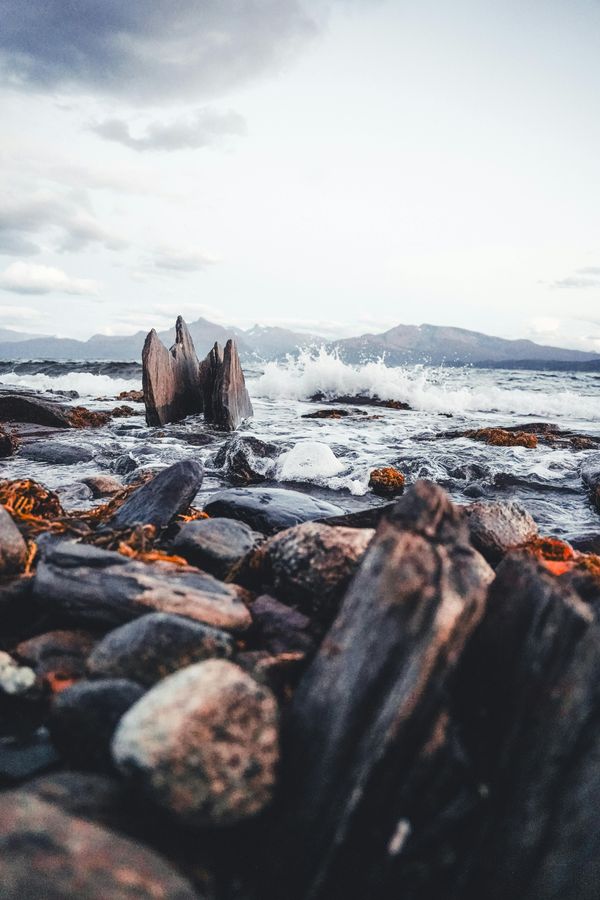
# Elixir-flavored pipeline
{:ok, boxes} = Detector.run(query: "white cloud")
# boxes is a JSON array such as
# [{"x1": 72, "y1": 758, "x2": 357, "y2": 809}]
[
  {"x1": 91, "y1": 108, "x2": 247, "y2": 152},
  {"x1": 0, "y1": 262, "x2": 99, "y2": 296},
  {"x1": 153, "y1": 247, "x2": 217, "y2": 272}
]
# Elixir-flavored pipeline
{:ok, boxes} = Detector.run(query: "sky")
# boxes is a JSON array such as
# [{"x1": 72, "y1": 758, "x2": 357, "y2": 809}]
[{"x1": 1, "y1": 0, "x2": 600, "y2": 351}]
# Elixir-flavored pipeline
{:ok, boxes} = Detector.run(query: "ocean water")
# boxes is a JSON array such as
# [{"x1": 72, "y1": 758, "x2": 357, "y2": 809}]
[{"x1": 1, "y1": 350, "x2": 599, "y2": 541}]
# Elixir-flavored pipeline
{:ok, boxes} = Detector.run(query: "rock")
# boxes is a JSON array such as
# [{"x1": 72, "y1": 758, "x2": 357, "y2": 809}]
[
  {"x1": 142, "y1": 316, "x2": 205, "y2": 426},
  {"x1": 107, "y1": 459, "x2": 203, "y2": 530},
  {"x1": 112, "y1": 452, "x2": 138, "y2": 475},
  {"x1": 20, "y1": 441, "x2": 94, "y2": 464},
  {"x1": 0, "y1": 791, "x2": 199, "y2": 898},
  {"x1": 213, "y1": 435, "x2": 279, "y2": 484},
  {"x1": 0, "y1": 425, "x2": 17, "y2": 457},
  {"x1": 201, "y1": 339, "x2": 253, "y2": 431},
  {"x1": 110, "y1": 404, "x2": 137, "y2": 418},
  {"x1": 582, "y1": 457, "x2": 600, "y2": 512},
  {"x1": 0, "y1": 392, "x2": 72, "y2": 427},
  {"x1": 250, "y1": 522, "x2": 374, "y2": 620},
  {"x1": 87, "y1": 613, "x2": 234, "y2": 686},
  {"x1": 49, "y1": 678, "x2": 145, "y2": 771},
  {"x1": 236, "y1": 650, "x2": 307, "y2": 699},
  {"x1": 309, "y1": 392, "x2": 411, "y2": 410},
  {"x1": 265, "y1": 481, "x2": 493, "y2": 900},
  {"x1": 464, "y1": 427, "x2": 538, "y2": 448},
  {"x1": 570, "y1": 533, "x2": 600, "y2": 555},
  {"x1": 173, "y1": 517, "x2": 264, "y2": 579},
  {"x1": 463, "y1": 481, "x2": 486, "y2": 498},
  {"x1": 34, "y1": 542, "x2": 252, "y2": 632},
  {"x1": 302, "y1": 408, "x2": 359, "y2": 419},
  {"x1": 368, "y1": 466, "x2": 405, "y2": 497},
  {"x1": 250, "y1": 595, "x2": 315, "y2": 655},
  {"x1": 204, "y1": 487, "x2": 345, "y2": 535},
  {"x1": 68, "y1": 406, "x2": 112, "y2": 427},
  {"x1": 21, "y1": 771, "x2": 131, "y2": 831},
  {"x1": 112, "y1": 659, "x2": 279, "y2": 826},
  {"x1": 0, "y1": 729, "x2": 60, "y2": 785},
  {"x1": 0, "y1": 506, "x2": 28, "y2": 575},
  {"x1": 317, "y1": 503, "x2": 396, "y2": 529},
  {"x1": 0, "y1": 576, "x2": 36, "y2": 631},
  {"x1": 81, "y1": 473, "x2": 124, "y2": 497},
  {"x1": 0, "y1": 651, "x2": 35, "y2": 696},
  {"x1": 117, "y1": 389, "x2": 144, "y2": 402},
  {"x1": 466, "y1": 499, "x2": 539, "y2": 564},
  {"x1": 15, "y1": 629, "x2": 97, "y2": 693}
]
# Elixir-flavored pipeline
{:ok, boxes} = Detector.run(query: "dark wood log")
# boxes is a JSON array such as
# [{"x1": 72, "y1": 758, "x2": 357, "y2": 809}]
[
  {"x1": 142, "y1": 316, "x2": 204, "y2": 426},
  {"x1": 201, "y1": 339, "x2": 253, "y2": 431},
  {"x1": 265, "y1": 481, "x2": 493, "y2": 900}
]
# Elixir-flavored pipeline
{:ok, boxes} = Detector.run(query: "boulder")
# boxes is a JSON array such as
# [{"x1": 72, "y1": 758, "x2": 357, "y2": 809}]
[
  {"x1": 15, "y1": 629, "x2": 97, "y2": 693},
  {"x1": 49, "y1": 678, "x2": 145, "y2": 771},
  {"x1": 250, "y1": 595, "x2": 315, "y2": 655},
  {"x1": 87, "y1": 613, "x2": 234, "y2": 686},
  {"x1": 33, "y1": 542, "x2": 252, "y2": 632},
  {"x1": 0, "y1": 506, "x2": 28, "y2": 576},
  {"x1": 250, "y1": 522, "x2": 375, "y2": 620},
  {"x1": 81, "y1": 473, "x2": 124, "y2": 497},
  {"x1": 201, "y1": 339, "x2": 253, "y2": 431},
  {"x1": 112, "y1": 659, "x2": 279, "y2": 826},
  {"x1": 213, "y1": 435, "x2": 279, "y2": 484},
  {"x1": 173, "y1": 517, "x2": 264, "y2": 579},
  {"x1": 204, "y1": 487, "x2": 345, "y2": 535},
  {"x1": 20, "y1": 441, "x2": 94, "y2": 464},
  {"x1": 142, "y1": 316, "x2": 205, "y2": 426},
  {"x1": 0, "y1": 791, "x2": 199, "y2": 899},
  {"x1": 106, "y1": 459, "x2": 203, "y2": 530},
  {"x1": 465, "y1": 499, "x2": 539, "y2": 564},
  {"x1": 0, "y1": 393, "x2": 72, "y2": 427},
  {"x1": 0, "y1": 729, "x2": 60, "y2": 785}
]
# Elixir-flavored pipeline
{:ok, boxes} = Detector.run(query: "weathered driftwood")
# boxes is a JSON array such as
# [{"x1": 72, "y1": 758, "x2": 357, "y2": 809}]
[
  {"x1": 266, "y1": 481, "x2": 493, "y2": 900},
  {"x1": 142, "y1": 317, "x2": 204, "y2": 426},
  {"x1": 201, "y1": 339, "x2": 253, "y2": 431}
]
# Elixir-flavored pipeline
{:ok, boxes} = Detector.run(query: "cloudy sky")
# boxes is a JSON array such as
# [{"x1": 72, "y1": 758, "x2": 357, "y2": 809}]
[{"x1": 1, "y1": 0, "x2": 600, "y2": 351}]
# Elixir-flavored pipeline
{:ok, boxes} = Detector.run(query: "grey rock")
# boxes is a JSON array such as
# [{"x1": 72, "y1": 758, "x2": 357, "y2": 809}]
[
  {"x1": 204, "y1": 487, "x2": 345, "y2": 535},
  {"x1": 20, "y1": 441, "x2": 94, "y2": 464},
  {"x1": 173, "y1": 517, "x2": 263, "y2": 579},
  {"x1": 0, "y1": 729, "x2": 60, "y2": 785},
  {"x1": 107, "y1": 459, "x2": 203, "y2": 530},
  {"x1": 466, "y1": 499, "x2": 538, "y2": 564},
  {"x1": 0, "y1": 392, "x2": 72, "y2": 427},
  {"x1": 87, "y1": 613, "x2": 234, "y2": 686},
  {"x1": 250, "y1": 595, "x2": 315, "y2": 655},
  {"x1": 0, "y1": 506, "x2": 27, "y2": 576},
  {"x1": 213, "y1": 434, "x2": 279, "y2": 484},
  {"x1": 81, "y1": 474, "x2": 123, "y2": 497},
  {"x1": 112, "y1": 659, "x2": 279, "y2": 826},
  {"x1": 582, "y1": 456, "x2": 600, "y2": 512}
]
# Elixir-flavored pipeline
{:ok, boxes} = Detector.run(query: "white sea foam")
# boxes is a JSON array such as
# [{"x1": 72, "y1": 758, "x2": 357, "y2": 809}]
[
  {"x1": 252, "y1": 349, "x2": 600, "y2": 420},
  {"x1": 0, "y1": 371, "x2": 141, "y2": 398},
  {"x1": 275, "y1": 440, "x2": 367, "y2": 495}
]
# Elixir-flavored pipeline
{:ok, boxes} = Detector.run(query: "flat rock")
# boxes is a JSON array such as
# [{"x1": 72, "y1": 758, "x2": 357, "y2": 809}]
[
  {"x1": 112, "y1": 659, "x2": 279, "y2": 826},
  {"x1": 250, "y1": 522, "x2": 375, "y2": 620},
  {"x1": 0, "y1": 506, "x2": 27, "y2": 576},
  {"x1": 213, "y1": 435, "x2": 279, "y2": 484},
  {"x1": 87, "y1": 613, "x2": 234, "y2": 686},
  {"x1": 49, "y1": 678, "x2": 145, "y2": 771},
  {"x1": 465, "y1": 499, "x2": 539, "y2": 564},
  {"x1": 173, "y1": 517, "x2": 264, "y2": 579},
  {"x1": 204, "y1": 487, "x2": 345, "y2": 535},
  {"x1": 81, "y1": 473, "x2": 124, "y2": 497},
  {"x1": 0, "y1": 791, "x2": 199, "y2": 899},
  {"x1": 143, "y1": 316, "x2": 204, "y2": 426},
  {"x1": 0, "y1": 393, "x2": 72, "y2": 428},
  {"x1": 33, "y1": 542, "x2": 252, "y2": 632},
  {"x1": 107, "y1": 459, "x2": 203, "y2": 530},
  {"x1": 20, "y1": 441, "x2": 94, "y2": 464}
]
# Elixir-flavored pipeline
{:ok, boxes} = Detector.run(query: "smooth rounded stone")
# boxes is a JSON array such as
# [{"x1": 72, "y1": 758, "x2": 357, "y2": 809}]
[
  {"x1": 466, "y1": 500, "x2": 539, "y2": 564},
  {"x1": 250, "y1": 595, "x2": 315, "y2": 655},
  {"x1": 81, "y1": 473, "x2": 124, "y2": 497},
  {"x1": 34, "y1": 542, "x2": 252, "y2": 633},
  {"x1": 112, "y1": 452, "x2": 138, "y2": 475},
  {"x1": 56, "y1": 481, "x2": 94, "y2": 509},
  {"x1": 204, "y1": 487, "x2": 346, "y2": 535},
  {"x1": 463, "y1": 482, "x2": 486, "y2": 499},
  {"x1": 88, "y1": 613, "x2": 234, "y2": 686},
  {"x1": 19, "y1": 440, "x2": 95, "y2": 464},
  {"x1": 15, "y1": 629, "x2": 97, "y2": 691},
  {"x1": 251, "y1": 522, "x2": 375, "y2": 617},
  {"x1": 0, "y1": 506, "x2": 27, "y2": 576},
  {"x1": 112, "y1": 659, "x2": 279, "y2": 826},
  {"x1": 49, "y1": 678, "x2": 145, "y2": 771},
  {"x1": 173, "y1": 517, "x2": 264, "y2": 579},
  {"x1": 107, "y1": 459, "x2": 204, "y2": 530},
  {"x1": 213, "y1": 435, "x2": 279, "y2": 485},
  {"x1": 0, "y1": 728, "x2": 61, "y2": 785},
  {"x1": 0, "y1": 791, "x2": 199, "y2": 899}
]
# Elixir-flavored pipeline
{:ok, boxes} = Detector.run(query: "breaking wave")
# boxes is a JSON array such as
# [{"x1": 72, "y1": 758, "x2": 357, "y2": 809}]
[{"x1": 0, "y1": 370, "x2": 141, "y2": 397}]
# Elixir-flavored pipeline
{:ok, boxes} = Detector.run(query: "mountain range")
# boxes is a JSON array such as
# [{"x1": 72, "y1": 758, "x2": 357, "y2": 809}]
[{"x1": 0, "y1": 318, "x2": 598, "y2": 369}]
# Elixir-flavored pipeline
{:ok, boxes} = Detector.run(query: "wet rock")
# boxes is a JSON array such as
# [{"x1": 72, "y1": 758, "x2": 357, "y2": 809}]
[
  {"x1": 250, "y1": 522, "x2": 374, "y2": 619},
  {"x1": 463, "y1": 482, "x2": 486, "y2": 498},
  {"x1": 0, "y1": 728, "x2": 60, "y2": 785},
  {"x1": 582, "y1": 457, "x2": 600, "y2": 512},
  {"x1": 0, "y1": 576, "x2": 36, "y2": 631},
  {"x1": 34, "y1": 542, "x2": 252, "y2": 632},
  {"x1": 466, "y1": 499, "x2": 539, "y2": 564},
  {"x1": 82, "y1": 473, "x2": 124, "y2": 497},
  {"x1": 107, "y1": 459, "x2": 203, "y2": 530},
  {"x1": 250, "y1": 595, "x2": 315, "y2": 655},
  {"x1": 173, "y1": 517, "x2": 264, "y2": 579},
  {"x1": 21, "y1": 771, "x2": 131, "y2": 830},
  {"x1": 142, "y1": 315, "x2": 205, "y2": 426},
  {"x1": 0, "y1": 424, "x2": 18, "y2": 457},
  {"x1": 20, "y1": 441, "x2": 94, "y2": 464},
  {"x1": 49, "y1": 678, "x2": 145, "y2": 771},
  {"x1": 112, "y1": 659, "x2": 279, "y2": 826},
  {"x1": 368, "y1": 466, "x2": 405, "y2": 497},
  {"x1": 112, "y1": 452, "x2": 138, "y2": 475},
  {"x1": 15, "y1": 629, "x2": 97, "y2": 693},
  {"x1": 69, "y1": 406, "x2": 111, "y2": 427},
  {"x1": 110, "y1": 404, "x2": 137, "y2": 418},
  {"x1": 0, "y1": 506, "x2": 28, "y2": 575},
  {"x1": 213, "y1": 435, "x2": 279, "y2": 485},
  {"x1": 117, "y1": 389, "x2": 144, "y2": 402},
  {"x1": 447, "y1": 462, "x2": 490, "y2": 481},
  {"x1": 0, "y1": 392, "x2": 72, "y2": 427},
  {"x1": 56, "y1": 482, "x2": 94, "y2": 510},
  {"x1": 201, "y1": 339, "x2": 253, "y2": 431},
  {"x1": 87, "y1": 613, "x2": 234, "y2": 687},
  {"x1": 236, "y1": 650, "x2": 307, "y2": 699},
  {"x1": 317, "y1": 503, "x2": 396, "y2": 529},
  {"x1": 0, "y1": 791, "x2": 199, "y2": 899},
  {"x1": 309, "y1": 392, "x2": 411, "y2": 410},
  {"x1": 465, "y1": 427, "x2": 538, "y2": 448},
  {"x1": 204, "y1": 487, "x2": 345, "y2": 535},
  {"x1": 0, "y1": 651, "x2": 36, "y2": 696},
  {"x1": 302, "y1": 408, "x2": 367, "y2": 419},
  {"x1": 570, "y1": 533, "x2": 600, "y2": 555}
]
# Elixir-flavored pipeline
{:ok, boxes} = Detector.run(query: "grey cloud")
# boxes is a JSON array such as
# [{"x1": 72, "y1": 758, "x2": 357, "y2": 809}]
[
  {"x1": 91, "y1": 108, "x2": 247, "y2": 152},
  {"x1": 553, "y1": 276, "x2": 600, "y2": 289},
  {"x1": 153, "y1": 248, "x2": 216, "y2": 272},
  {"x1": 0, "y1": 1, "x2": 317, "y2": 103}
]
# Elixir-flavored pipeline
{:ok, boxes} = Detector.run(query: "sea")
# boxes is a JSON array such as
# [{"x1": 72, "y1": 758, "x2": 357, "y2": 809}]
[{"x1": 1, "y1": 349, "x2": 599, "y2": 542}]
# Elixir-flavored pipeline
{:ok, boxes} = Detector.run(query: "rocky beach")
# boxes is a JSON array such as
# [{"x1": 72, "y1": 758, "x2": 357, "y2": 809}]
[{"x1": 0, "y1": 320, "x2": 599, "y2": 899}]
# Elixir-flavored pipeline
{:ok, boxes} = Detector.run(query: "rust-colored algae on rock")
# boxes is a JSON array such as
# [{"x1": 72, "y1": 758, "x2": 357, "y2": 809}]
[
  {"x1": 368, "y1": 467, "x2": 405, "y2": 497},
  {"x1": 68, "y1": 407, "x2": 112, "y2": 428},
  {"x1": 464, "y1": 428, "x2": 538, "y2": 449},
  {"x1": 0, "y1": 479, "x2": 66, "y2": 536}
]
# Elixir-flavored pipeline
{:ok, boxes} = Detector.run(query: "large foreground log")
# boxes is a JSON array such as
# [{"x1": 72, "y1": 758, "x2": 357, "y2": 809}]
[
  {"x1": 267, "y1": 481, "x2": 493, "y2": 900},
  {"x1": 142, "y1": 317, "x2": 204, "y2": 426}
]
